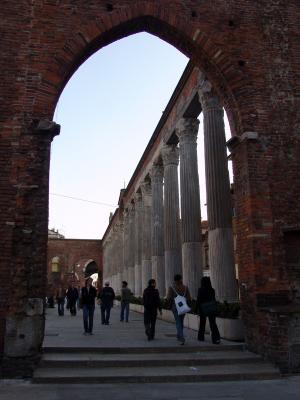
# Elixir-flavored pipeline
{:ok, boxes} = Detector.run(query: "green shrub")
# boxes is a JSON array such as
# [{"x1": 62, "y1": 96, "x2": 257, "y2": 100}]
[{"x1": 115, "y1": 295, "x2": 240, "y2": 319}]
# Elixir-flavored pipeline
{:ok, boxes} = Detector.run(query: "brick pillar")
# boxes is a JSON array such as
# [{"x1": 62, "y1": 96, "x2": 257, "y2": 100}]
[{"x1": 2, "y1": 119, "x2": 59, "y2": 377}]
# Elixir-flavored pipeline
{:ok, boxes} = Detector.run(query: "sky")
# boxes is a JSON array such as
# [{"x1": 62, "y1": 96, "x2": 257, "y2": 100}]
[{"x1": 49, "y1": 32, "x2": 232, "y2": 240}]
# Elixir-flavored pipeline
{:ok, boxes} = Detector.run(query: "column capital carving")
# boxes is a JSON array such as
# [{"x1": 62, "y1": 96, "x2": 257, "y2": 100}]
[
  {"x1": 149, "y1": 163, "x2": 164, "y2": 184},
  {"x1": 198, "y1": 76, "x2": 223, "y2": 113},
  {"x1": 176, "y1": 118, "x2": 199, "y2": 144},
  {"x1": 140, "y1": 180, "x2": 152, "y2": 207},
  {"x1": 123, "y1": 208, "x2": 129, "y2": 220},
  {"x1": 161, "y1": 144, "x2": 179, "y2": 167},
  {"x1": 134, "y1": 191, "x2": 142, "y2": 205}
]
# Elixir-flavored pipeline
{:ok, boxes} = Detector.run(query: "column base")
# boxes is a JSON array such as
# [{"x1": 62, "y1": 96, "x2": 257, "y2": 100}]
[
  {"x1": 134, "y1": 264, "x2": 142, "y2": 297},
  {"x1": 182, "y1": 242, "x2": 203, "y2": 298},
  {"x1": 142, "y1": 260, "x2": 152, "y2": 292},
  {"x1": 152, "y1": 255, "x2": 165, "y2": 297},
  {"x1": 164, "y1": 249, "x2": 182, "y2": 293},
  {"x1": 209, "y1": 227, "x2": 238, "y2": 302}
]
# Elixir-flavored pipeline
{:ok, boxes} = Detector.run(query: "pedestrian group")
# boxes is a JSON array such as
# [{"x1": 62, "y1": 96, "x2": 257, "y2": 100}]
[{"x1": 54, "y1": 274, "x2": 220, "y2": 344}]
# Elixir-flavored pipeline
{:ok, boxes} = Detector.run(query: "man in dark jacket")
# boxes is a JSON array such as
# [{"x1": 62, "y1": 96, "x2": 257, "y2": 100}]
[
  {"x1": 98, "y1": 281, "x2": 115, "y2": 325},
  {"x1": 143, "y1": 279, "x2": 162, "y2": 340},
  {"x1": 66, "y1": 284, "x2": 79, "y2": 316},
  {"x1": 81, "y1": 277, "x2": 97, "y2": 335}
]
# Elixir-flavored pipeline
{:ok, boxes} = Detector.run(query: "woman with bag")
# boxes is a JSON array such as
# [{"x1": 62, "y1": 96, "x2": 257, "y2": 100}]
[
  {"x1": 196, "y1": 276, "x2": 220, "y2": 344},
  {"x1": 166, "y1": 274, "x2": 192, "y2": 345}
]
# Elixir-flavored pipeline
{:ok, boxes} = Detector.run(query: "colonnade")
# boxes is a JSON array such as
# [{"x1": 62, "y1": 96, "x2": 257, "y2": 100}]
[{"x1": 103, "y1": 79, "x2": 238, "y2": 301}]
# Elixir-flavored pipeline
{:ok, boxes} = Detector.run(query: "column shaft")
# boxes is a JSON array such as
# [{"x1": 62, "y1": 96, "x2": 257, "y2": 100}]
[
  {"x1": 162, "y1": 145, "x2": 182, "y2": 293},
  {"x1": 177, "y1": 118, "x2": 203, "y2": 298},
  {"x1": 134, "y1": 192, "x2": 143, "y2": 297},
  {"x1": 199, "y1": 82, "x2": 238, "y2": 302},
  {"x1": 150, "y1": 164, "x2": 165, "y2": 296},
  {"x1": 141, "y1": 181, "x2": 152, "y2": 291},
  {"x1": 128, "y1": 204, "x2": 135, "y2": 294}
]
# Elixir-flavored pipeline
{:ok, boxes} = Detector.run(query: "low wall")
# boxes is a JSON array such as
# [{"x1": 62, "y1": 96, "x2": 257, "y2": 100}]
[{"x1": 115, "y1": 301, "x2": 244, "y2": 341}]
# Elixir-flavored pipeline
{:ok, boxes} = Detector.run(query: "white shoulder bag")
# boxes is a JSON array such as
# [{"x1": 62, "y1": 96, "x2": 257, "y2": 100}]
[{"x1": 173, "y1": 287, "x2": 191, "y2": 315}]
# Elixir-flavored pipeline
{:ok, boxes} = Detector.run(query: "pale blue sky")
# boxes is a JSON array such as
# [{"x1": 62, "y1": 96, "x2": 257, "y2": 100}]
[{"x1": 49, "y1": 33, "x2": 231, "y2": 239}]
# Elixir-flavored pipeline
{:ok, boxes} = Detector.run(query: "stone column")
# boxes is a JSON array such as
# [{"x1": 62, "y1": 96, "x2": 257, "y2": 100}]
[
  {"x1": 140, "y1": 180, "x2": 152, "y2": 291},
  {"x1": 199, "y1": 79, "x2": 238, "y2": 302},
  {"x1": 128, "y1": 202, "x2": 136, "y2": 294},
  {"x1": 134, "y1": 191, "x2": 143, "y2": 297},
  {"x1": 150, "y1": 163, "x2": 165, "y2": 296},
  {"x1": 161, "y1": 144, "x2": 182, "y2": 293},
  {"x1": 176, "y1": 118, "x2": 203, "y2": 298},
  {"x1": 122, "y1": 208, "x2": 129, "y2": 284}
]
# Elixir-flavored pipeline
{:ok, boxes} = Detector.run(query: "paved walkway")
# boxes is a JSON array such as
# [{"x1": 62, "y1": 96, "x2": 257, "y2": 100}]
[{"x1": 43, "y1": 305, "x2": 237, "y2": 349}]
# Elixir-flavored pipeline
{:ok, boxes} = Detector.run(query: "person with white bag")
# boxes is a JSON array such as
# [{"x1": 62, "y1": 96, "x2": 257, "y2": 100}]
[{"x1": 166, "y1": 274, "x2": 192, "y2": 345}]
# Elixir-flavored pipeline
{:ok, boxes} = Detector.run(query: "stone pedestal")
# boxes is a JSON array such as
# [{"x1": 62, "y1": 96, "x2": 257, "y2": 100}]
[
  {"x1": 150, "y1": 163, "x2": 165, "y2": 296},
  {"x1": 199, "y1": 80, "x2": 238, "y2": 302},
  {"x1": 176, "y1": 118, "x2": 203, "y2": 298},
  {"x1": 162, "y1": 144, "x2": 182, "y2": 293}
]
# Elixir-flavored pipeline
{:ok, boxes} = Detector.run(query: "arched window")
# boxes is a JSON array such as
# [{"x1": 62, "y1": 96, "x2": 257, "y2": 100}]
[{"x1": 51, "y1": 256, "x2": 60, "y2": 273}]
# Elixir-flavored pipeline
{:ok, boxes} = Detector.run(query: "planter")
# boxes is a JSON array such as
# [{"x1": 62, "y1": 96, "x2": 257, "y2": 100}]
[{"x1": 216, "y1": 317, "x2": 244, "y2": 341}]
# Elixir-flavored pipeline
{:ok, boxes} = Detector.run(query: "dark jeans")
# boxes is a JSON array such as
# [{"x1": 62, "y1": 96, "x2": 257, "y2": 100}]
[
  {"x1": 101, "y1": 304, "x2": 112, "y2": 324},
  {"x1": 198, "y1": 314, "x2": 220, "y2": 343},
  {"x1": 172, "y1": 306, "x2": 185, "y2": 341},
  {"x1": 144, "y1": 309, "x2": 157, "y2": 339},
  {"x1": 83, "y1": 304, "x2": 95, "y2": 333},
  {"x1": 57, "y1": 300, "x2": 64, "y2": 316},
  {"x1": 120, "y1": 301, "x2": 129, "y2": 322},
  {"x1": 68, "y1": 300, "x2": 77, "y2": 316}
]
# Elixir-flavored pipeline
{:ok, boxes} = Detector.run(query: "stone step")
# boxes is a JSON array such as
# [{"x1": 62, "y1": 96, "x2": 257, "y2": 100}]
[
  {"x1": 40, "y1": 350, "x2": 262, "y2": 368},
  {"x1": 43, "y1": 343, "x2": 245, "y2": 354},
  {"x1": 33, "y1": 362, "x2": 280, "y2": 384}
]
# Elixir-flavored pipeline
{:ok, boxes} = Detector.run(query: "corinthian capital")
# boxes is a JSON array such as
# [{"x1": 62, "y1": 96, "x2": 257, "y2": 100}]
[
  {"x1": 140, "y1": 180, "x2": 152, "y2": 207},
  {"x1": 176, "y1": 118, "x2": 199, "y2": 145},
  {"x1": 198, "y1": 75, "x2": 223, "y2": 113},
  {"x1": 149, "y1": 163, "x2": 164, "y2": 184},
  {"x1": 161, "y1": 144, "x2": 179, "y2": 167}
]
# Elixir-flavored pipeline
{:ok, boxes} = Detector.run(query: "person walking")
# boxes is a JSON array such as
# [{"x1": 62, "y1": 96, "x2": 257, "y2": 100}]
[
  {"x1": 143, "y1": 279, "x2": 162, "y2": 340},
  {"x1": 196, "y1": 276, "x2": 220, "y2": 344},
  {"x1": 120, "y1": 281, "x2": 132, "y2": 322},
  {"x1": 81, "y1": 277, "x2": 97, "y2": 335},
  {"x1": 98, "y1": 281, "x2": 115, "y2": 325},
  {"x1": 66, "y1": 284, "x2": 79, "y2": 316},
  {"x1": 166, "y1": 274, "x2": 192, "y2": 345},
  {"x1": 56, "y1": 287, "x2": 66, "y2": 316}
]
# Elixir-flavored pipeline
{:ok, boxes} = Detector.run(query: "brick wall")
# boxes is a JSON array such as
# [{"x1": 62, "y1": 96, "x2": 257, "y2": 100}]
[
  {"x1": 0, "y1": 0, "x2": 299, "y2": 375},
  {"x1": 47, "y1": 238, "x2": 103, "y2": 290}
]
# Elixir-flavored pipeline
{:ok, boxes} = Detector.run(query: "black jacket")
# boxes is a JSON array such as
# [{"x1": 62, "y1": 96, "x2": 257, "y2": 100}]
[
  {"x1": 66, "y1": 287, "x2": 79, "y2": 302},
  {"x1": 81, "y1": 286, "x2": 97, "y2": 306},
  {"x1": 98, "y1": 286, "x2": 115, "y2": 306},
  {"x1": 143, "y1": 287, "x2": 161, "y2": 313},
  {"x1": 196, "y1": 287, "x2": 216, "y2": 314}
]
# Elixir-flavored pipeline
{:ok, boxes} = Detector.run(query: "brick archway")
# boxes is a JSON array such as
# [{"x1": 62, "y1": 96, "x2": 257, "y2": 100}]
[{"x1": 1, "y1": 1, "x2": 299, "y2": 376}]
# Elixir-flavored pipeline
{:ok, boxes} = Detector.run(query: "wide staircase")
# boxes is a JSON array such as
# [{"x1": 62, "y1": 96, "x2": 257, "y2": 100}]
[
  {"x1": 34, "y1": 307, "x2": 280, "y2": 384},
  {"x1": 33, "y1": 343, "x2": 280, "y2": 383}
]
